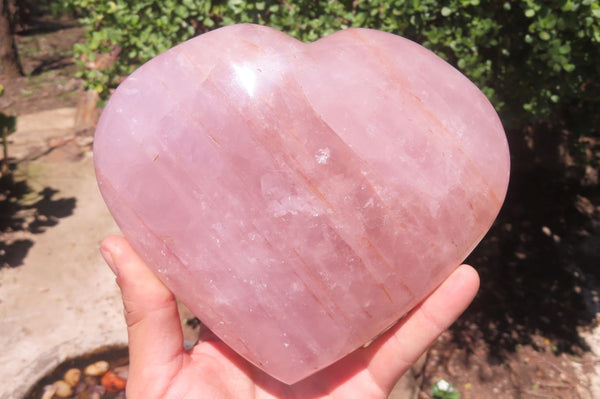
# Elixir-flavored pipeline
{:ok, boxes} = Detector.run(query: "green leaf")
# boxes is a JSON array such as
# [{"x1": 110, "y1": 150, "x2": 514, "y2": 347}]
[
  {"x1": 175, "y1": 5, "x2": 189, "y2": 18},
  {"x1": 558, "y1": 44, "x2": 571, "y2": 54},
  {"x1": 204, "y1": 17, "x2": 215, "y2": 27}
]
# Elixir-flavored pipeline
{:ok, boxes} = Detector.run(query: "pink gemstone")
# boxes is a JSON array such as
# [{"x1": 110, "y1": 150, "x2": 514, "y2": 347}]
[{"x1": 94, "y1": 24, "x2": 509, "y2": 384}]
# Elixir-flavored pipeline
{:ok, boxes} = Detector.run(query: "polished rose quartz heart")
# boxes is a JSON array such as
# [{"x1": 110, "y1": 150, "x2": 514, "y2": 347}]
[{"x1": 94, "y1": 24, "x2": 510, "y2": 384}]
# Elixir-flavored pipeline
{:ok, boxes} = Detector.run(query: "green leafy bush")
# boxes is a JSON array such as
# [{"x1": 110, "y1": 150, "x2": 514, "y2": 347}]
[{"x1": 64, "y1": 0, "x2": 599, "y2": 142}]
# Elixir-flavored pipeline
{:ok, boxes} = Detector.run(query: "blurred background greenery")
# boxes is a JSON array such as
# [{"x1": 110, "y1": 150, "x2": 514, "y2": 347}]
[{"x1": 57, "y1": 0, "x2": 600, "y2": 172}]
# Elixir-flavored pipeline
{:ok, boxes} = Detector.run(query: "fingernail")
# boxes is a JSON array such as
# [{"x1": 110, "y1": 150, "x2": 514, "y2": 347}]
[{"x1": 100, "y1": 245, "x2": 117, "y2": 275}]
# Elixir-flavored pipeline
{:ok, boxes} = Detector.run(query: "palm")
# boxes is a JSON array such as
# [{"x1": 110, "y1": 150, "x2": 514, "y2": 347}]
[
  {"x1": 145, "y1": 340, "x2": 386, "y2": 398},
  {"x1": 101, "y1": 236, "x2": 479, "y2": 399}
]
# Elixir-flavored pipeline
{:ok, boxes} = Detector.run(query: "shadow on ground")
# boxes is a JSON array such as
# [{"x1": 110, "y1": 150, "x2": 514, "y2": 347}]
[
  {"x1": 14, "y1": 0, "x2": 79, "y2": 37},
  {"x1": 12, "y1": 3, "x2": 81, "y2": 77},
  {"x1": 454, "y1": 126, "x2": 600, "y2": 360},
  {"x1": 0, "y1": 167, "x2": 76, "y2": 268}
]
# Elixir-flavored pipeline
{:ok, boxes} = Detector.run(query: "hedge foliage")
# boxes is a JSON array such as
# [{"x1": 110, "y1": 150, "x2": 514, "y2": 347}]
[{"x1": 64, "y1": 0, "x2": 599, "y2": 137}]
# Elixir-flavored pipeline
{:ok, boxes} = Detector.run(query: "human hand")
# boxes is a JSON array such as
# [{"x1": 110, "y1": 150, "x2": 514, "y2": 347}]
[{"x1": 100, "y1": 235, "x2": 479, "y2": 399}]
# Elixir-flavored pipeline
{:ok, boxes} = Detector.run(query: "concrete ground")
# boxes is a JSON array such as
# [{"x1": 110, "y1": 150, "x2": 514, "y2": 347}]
[
  {"x1": 0, "y1": 108, "x2": 418, "y2": 398},
  {"x1": 0, "y1": 108, "x2": 125, "y2": 399}
]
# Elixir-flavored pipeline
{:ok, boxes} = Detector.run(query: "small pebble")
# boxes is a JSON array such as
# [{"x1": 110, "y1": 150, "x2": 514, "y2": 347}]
[
  {"x1": 74, "y1": 380, "x2": 87, "y2": 395},
  {"x1": 64, "y1": 368, "x2": 82, "y2": 386},
  {"x1": 101, "y1": 370, "x2": 127, "y2": 393},
  {"x1": 40, "y1": 385, "x2": 57, "y2": 399},
  {"x1": 89, "y1": 384, "x2": 106, "y2": 396},
  {"x1": 113, "y1": 365, "x2": 129, "y2": 380},
  {"x1": 52, "y1": 380, "x2": 74, "y2": 397},
  {"x1": 82, "y1": 374, "x2": 101, "y2": 388},
  {"x1": 84, "y1": 360, "x2": 110, "y2": 376}
]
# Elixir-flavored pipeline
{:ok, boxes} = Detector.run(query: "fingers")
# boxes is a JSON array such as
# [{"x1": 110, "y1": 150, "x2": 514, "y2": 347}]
[
  {"x1": 100, "y1": 236, "x2": 184, "y2": 392},
  {"x1": 364, "y1": 264, "x2": 480, "y2": 392}
]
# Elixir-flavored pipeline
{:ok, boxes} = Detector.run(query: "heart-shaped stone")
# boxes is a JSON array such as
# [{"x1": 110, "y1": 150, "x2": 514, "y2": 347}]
[{"x1": 94, "y1": 24, "x2": 509, "y2": 384}]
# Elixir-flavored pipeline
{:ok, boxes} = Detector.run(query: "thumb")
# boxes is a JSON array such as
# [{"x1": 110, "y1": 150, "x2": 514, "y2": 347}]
[{"x1": 100, "y1": 235, "x2": 184, "y2": 393}]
